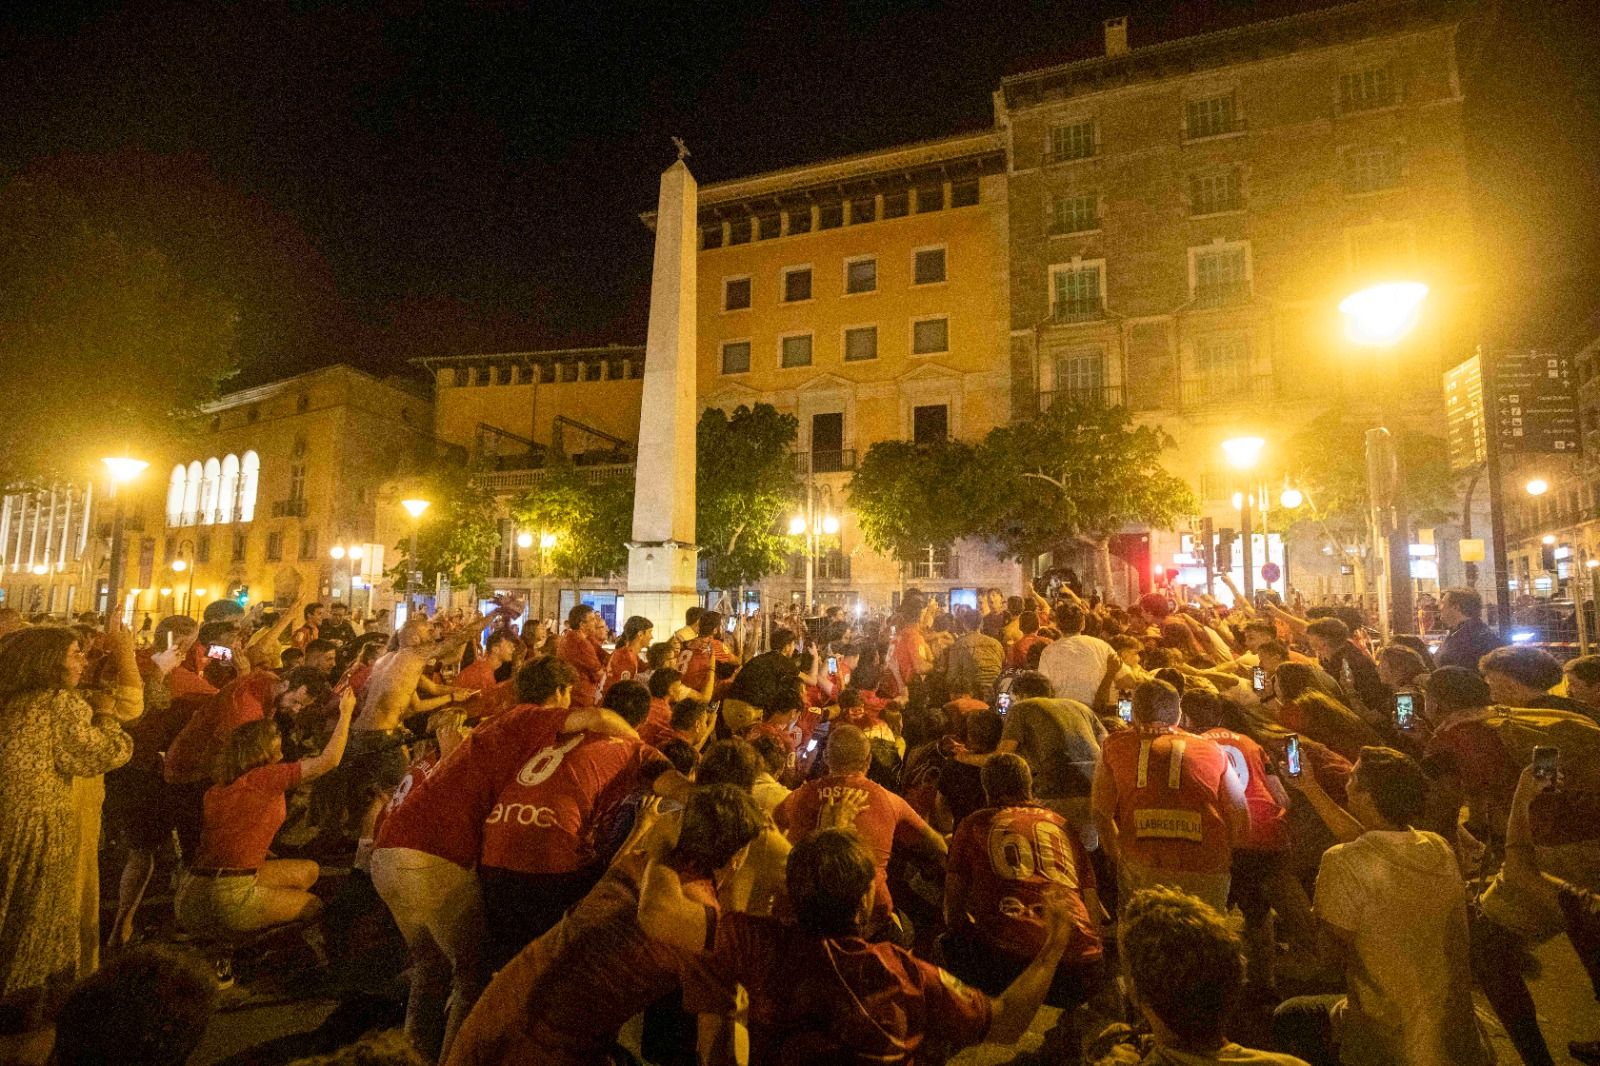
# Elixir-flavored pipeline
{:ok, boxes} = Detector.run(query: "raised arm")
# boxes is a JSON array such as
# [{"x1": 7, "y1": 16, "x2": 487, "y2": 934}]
[
  {"x1": 299, "y1": 688, "x2": 356, "y2": 782},
  {"x1": 1283, "y1": 760, "x2": 1362, "y2": 844},
  {"x1": 246, "y1": 597, "x2": 304, "y2": 657}
]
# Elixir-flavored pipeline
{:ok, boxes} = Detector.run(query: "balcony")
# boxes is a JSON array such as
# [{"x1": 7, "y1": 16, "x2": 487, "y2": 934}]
[
  {"x1": 474, "y1": 463, "x2": 634, "y2": 495},
  {"x1": 1039, "y1": 385, "x2": 1124, "y2": 412},
  {"x1": 1049, "y1": 298, "x2": 1106, "y2": 325},
  {"x1": 796, "y1": 449, "x2": 857, "y2": 475},
  {"x1": 1043, "y1": 146, "x2": 1097, "y2": 167},
  {"x1": 271, "y1": 498, "x2": 308, "y2": 518},
  {"x1": 1183, "y1": 116, "x2": 1248, "y2": 141},
  {"x1": 1179, "y1": 374, "x2": 1276, "y2": 409},
  {"x1": 1190, "y1": 281, "x2": 1252, "y2": 309},
  {"x1": 791, "y1": 553, "x2": 852, "y2": 581},
  {"x1": 902, "y1": 552, "x2": 959, "y2": 581}
]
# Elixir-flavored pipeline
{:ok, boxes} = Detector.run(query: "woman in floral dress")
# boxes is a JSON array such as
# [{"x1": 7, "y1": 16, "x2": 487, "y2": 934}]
[{"x1": 0, "y1": 624, "x2": 139, "y2": 1034}]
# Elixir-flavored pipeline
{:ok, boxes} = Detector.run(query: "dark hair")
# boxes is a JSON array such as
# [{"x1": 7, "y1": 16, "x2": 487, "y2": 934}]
[
  {"x1": 750, "y1": 733, "x2": 789, "y2": 777},
  {"x1": 602, "y1": 679, "x2": 652, "y2": 726},
  {"x1": 1053, "y1": 603, "x2": 1085, "y2": 635},
  {"x1": 787, "y1": 829, "x2": 876, "y2": 937},
  {"x1": 1353, "y1": 746, "x2": 1430, "y2": 827},
  {"x1": 648, "y1": 666, "x2": 682, "y2": 698},
  {"x1": 1132, "y1": 678, "x2": 1181, "y2": 725},
  {"x1": 1424, "y1": 665, "x2": 1492, "y2": 714},
  {"x1": 1378, "y1": 644, "x2": 1428, "y2": 686},
  {"x1": 697, "y1": 610, "x2": 723, "y2": 637},
  {"x1": 966, "y1": 709, "x2": 1004, "y2": 753},
  {"x1": 657, "y1": 739, "x2": 699, "y2": 775},
  {"x1": 1121, "y1": 887, "x2": 1243, "y2": 1046},
  {"x1": 197, "y1": 620, "x2": 236, "y2": 646},
  {"x1": 1018, "y1": 610, "x2": 1040, "y2": 635},
  {"x1": 52, "y1": 945, "x2": 218, "y2": 1066},
  {"x1": 202, "y1": 599, "x2": 244, "y2": 623},
  {"x1": 1479, "y1": 645, "x2": 1564, "y2": 692},
  {"x1": 1306, "y1": 617, "x2": 1351, "y2": 644},
  {"x1": 670, "y1": 697, "x2": 712, "y2": 732},
  {"x1": 304, "y1": 602, "x2": 324, "y2": 619},
  {"x1": 1180, "y1": 688, "x2": 1223, "y2": 731},
  {"x1": 485, "y1": 629, "x2": 519, "y2": 653},
  {"x1": 824, "y1": 723, "x2": 870, "y2": 772},
  {"x1": 0, "y1": 626, "x2": 80, "y2": 709},
  {"x1": 1009, "y1": 671, "x2": 1053, "y2": 700},
  {"x1": 1256, "y1": 639, "x2": 1289, "y2": 660},
  {"x1": 566, "y1": 603, "x2": 595, "y2": 629},
  {"x1": 1566, "y1": 654, "x2": 1600, "y2": 685},
  {"x1": 684, "y1": 605, "x2": 703, "y2": 627},
  {"x1": 1390, "y1": 634, "x2": 1437, "y2": 672},
  {"x1": 217, "y1": 719, "x2": 281, "y2": 784},
  {"x1": 152, "y1": 615, "x2": 199, "y2": 649},
  {"x1": 770, "y1": 627, "x2": 797, "y2": 651},
  {"x1": 281, "y1": 666, "x2": 332, "y2": 704},
  {"x1": 515, "y1": 656, "x2": 578, "y2": 703},
  {"x1": 1243, "y1": 619, "x2": 1276, "y2": 638},
  {"x1": 304, "y1": 638, "x2": 337, "y2": 657},
  {"x1": 669, "y1": 784, "x2": 765, "y2": 873},
  {"x1": 697, "y1": 738, "x2": 760, "y2": 790},
  {"x1": 1440, "y1": 587, "x2": 1483, "y2": 619},
  {"x1": 953, "y1": 605, "x2": 982, "y2": 634},
  {"x1": 620, "y1": 615, "x2": 654, "y2": 645},
  {"x1": 279, "y1": 647, "x2": 305, "y2": 668},
  {"x1": 981, "y1": 752, "x2": 1032, "y2": 805}
]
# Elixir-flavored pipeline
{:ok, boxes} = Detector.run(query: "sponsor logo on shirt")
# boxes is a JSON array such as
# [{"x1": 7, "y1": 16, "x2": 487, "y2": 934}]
[
  {"x1": 486, "y1": 802, "x2": 559, "y2": 827},
  {"x1": 1133, "y1": 807, "x2": 1204, "y2": 842}
]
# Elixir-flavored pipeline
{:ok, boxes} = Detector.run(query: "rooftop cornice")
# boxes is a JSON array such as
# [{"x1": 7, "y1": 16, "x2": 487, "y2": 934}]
[{"x1": 409, "y1": 345, "x2": 646, "y2": 372}]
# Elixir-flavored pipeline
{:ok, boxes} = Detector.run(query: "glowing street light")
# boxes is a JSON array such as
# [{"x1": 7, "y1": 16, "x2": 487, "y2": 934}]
[
  {"x1": 788, "y1": 514, "x2": 807, "y2": 536},
  {"x1": 516, "y1": 532, "x2": 534, "y2": 549},
  {"x1": 102, "y1": 456, "x2": 150, "y2": 485},
  {"x1": 1525, "y1": 479, "x2": 1549, "y2": 497},
  {"x1": 400, "y1": 497, "x2": 432, "y2": 617},
  {"x1": 172, "y1": 558, "x2": 189, "y2": 572},
  {"x1": 159, "y1": 587, "x2": 172, "y2": 597},
  {"x1": 1338, "y1": 281, "x2": 1429, "y2": 347},
  {"x1": 329, "y1": 544, "x2": 347, "y2": 560},
  {"x1": 821, "y1": 514, "x2": 840, "y2": 536},
  {"x1": 1220, "y1": 436, "x2": 1266, "y2": 470},
  {"x1": 1220, "y1": 437, "x2": 1267, "y2": 599},
  {"x1": 348, "y1": 545, "x2": 365, "y2": 560},
  {"x1": 401, "y1": 498, "x2": 431, "y2": 519},
  {"x1": 30, "y1": 563, "x2": 48, "y2": 576},
  {"x1": 1542, "y1": 534, "x2": 1557, "y2": 546},
  {"x1": 1280, "y1": 487, "x2": 1305, "y2": 510},
  {"x1": 194, "y1": 587, "x2": 208, "y2": 597},
  {"x1": 100, "y1": 454, "x2": 149, "y2": 626}
]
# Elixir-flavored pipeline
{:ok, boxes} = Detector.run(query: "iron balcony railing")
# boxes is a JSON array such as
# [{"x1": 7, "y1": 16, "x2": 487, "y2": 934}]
[
  {"x1": 1050, "y1": 298, "x2": 1106, "y2": 324},
  {"x1": 474, "y1": 463, "x2": 634, "y2": 494},
  {"x1": 1190, "y1": 280, "x2": 1253, "y2": 309},
  {"x1": 795, "y1": 449, "x2": 857, "y2": 475},
  {"x1": 1179, "y1": 374, "x2": 1276, "y2": 409},
  {"x1": 902, "y1": 554, "x2": 959, "y2": 580},
  {"x1": 271, "y1": 499, "x2": 308, "y2": 518},
  {"x1": 1038, "y1": 385, "x2": 1124, "y2": 412}
]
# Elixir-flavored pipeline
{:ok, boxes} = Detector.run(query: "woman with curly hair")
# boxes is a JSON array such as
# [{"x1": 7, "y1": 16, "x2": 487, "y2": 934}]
[{"x1": 0, "y1": 623, "x2": 141, "y2": 1035}]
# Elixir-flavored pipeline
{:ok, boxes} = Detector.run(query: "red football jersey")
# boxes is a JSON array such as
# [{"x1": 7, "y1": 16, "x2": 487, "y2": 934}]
[
  {"x1": 773, "y1": 772, "x2": 931, "y2": 919},
  {"x1": 1101, "y1": 725, "x2": 1234, "y2": 874},
  {"x1": 1201, "y1": 727, "x2": 1288, "y2": 851}
]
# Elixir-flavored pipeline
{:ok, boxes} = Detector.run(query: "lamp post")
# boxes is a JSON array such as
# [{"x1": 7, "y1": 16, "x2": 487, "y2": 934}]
[
  {"x1": 1339, "y1": 281, "x2": 1429, "y2": 641},
  {"x1": 1221, "y1": 436, "x2": 1265, "y2": 602},
  {"x1": 400, "y1": 498, "x2": 431, "y2": 621},
  {"x1": 172, "y1": 537, "x2": 197, "y2": 617},
  {"x1": 789, "y1": 483, "x2": 838, "y2": 614},
  {"x1": 101, "y1": 455, "x2": 149, "y2": 626}
]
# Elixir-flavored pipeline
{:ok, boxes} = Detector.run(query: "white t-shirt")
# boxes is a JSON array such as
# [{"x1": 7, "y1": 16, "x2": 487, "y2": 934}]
[
  {"x1": 1037, "y1": 633, "x2": 1118, "y2": 707},
  {"x1": 1314, "y1": 829, "x2": 1492, "y2": 1066}
]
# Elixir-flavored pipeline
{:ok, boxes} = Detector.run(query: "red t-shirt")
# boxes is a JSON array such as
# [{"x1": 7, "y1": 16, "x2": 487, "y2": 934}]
[
  {"x1": 601, "y1": 645, "x2": 642, "y2": 698},
  {"x1": 746, "y1": 719, "x2": 800, "y2": 776},
  {"x1": 681, "y1": 637, "x2": 733, "y2": 693},
  {"x1": 639, "y1": 719, "x2": 696, "y2": 751},
  {"x1": 1425, "y1": 711, "x2": 1519, "y2": 811},
  {"x1": 893, "y1": 624, "x2": 930, "y2": 684},
  {"x1": 479, "y1": 732, "x2": 672, "y2": 875},
  {"x1": 291, "y1": 623, "x2": 318, "y2": 650},
  {"x1": 164, "y1": 670, "x2": 280, "y2": 784},
  {"x1": 167, "y1": 663, "x2": 219, "y2": 699},
  {"x1": 1008, "y1": 634, "x2": 1048, "y2": 670},
  {"x1": 774, "y1": 772, "x2": 932, "y2": 919},
  {"x1": 1201, "y1": 728, "x2": 1288, "y2": 852},
  {"x1": 947, "y1": 803, "x2": 1101, "y2": 964},
  {"x1": 1100, "y1": 725, "x2": 1235, "y2": 874},
  {"x1": 455, "y1": 657, "x2": 500, "y2": 695},
  {"x1": 681, "y1": 914, "x2": 992, "y2": 1066},
  {"x1": 371, "y1": 748, "x2": 441, "y2": 841},
  {"x1": 195, "y1": 761, "x2": 303, "y2": 869},
  {"x1": 376, "y1": 704, "x2": 567, "y2": 869},
  {"x1": 555, "y1": 629, "x2": 607, "y2": 708}
]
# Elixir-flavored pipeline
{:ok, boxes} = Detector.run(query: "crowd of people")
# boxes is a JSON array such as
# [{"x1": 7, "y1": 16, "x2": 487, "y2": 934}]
[{"x1": 0, "y1": 577, "x2": 1596, "y2": 1066}]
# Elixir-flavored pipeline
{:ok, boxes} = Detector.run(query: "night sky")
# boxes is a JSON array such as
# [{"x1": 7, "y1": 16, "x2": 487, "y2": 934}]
[{"x1": 2, "y1": 0, "x2": 1596, "y2": 385}]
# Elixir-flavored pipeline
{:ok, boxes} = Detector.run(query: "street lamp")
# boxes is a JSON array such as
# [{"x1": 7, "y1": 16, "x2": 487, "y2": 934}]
[
  {"x1": 1338, "y1": 282, "x2": 1430, "y2": 347},
  {"x1": 400, "y1": 498, "x2": 431, "y2": 620},
  {"x1": 170, "y1": 537, "x2": 199, "y2": 617},
  {"x1": 790, "y1": 490, "x2": 839, "y2": 612},
  {"x1": 1280, "y1": 487, "x2": 1304, "y2": 510},
  {"x1": 1525, "y1": 479, "x2": 1549, "y2": 497},
  {"x1": 101, "y1": 455, "x2": 149, "y2": 626},
  {"x1": 516, "y1": 532, "x2": 534, "y2": 549},
  {"x1": 329, "y1": 544, "x2": 346, "y2": 560},
  {"x1": 1221, "y1": 436, "x2": 1265, "y2": 601}
]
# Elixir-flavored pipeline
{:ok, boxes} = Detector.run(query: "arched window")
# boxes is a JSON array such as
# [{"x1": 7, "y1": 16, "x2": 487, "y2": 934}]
[
  {"x1": 183, "y1": 461, "x2": 202, "y2": 525},
  {"x1": 239, "y1": 451, "x2": 260, "y2": 522},
  {"x1": 166, "y1": 465, "x2": 186, "y2": 527},
  {"x1": 218, "y1": 454, "x2": 239, "y2": 524},
  {"x1": 200, "y1": 457, "x2": 221, "y2": 525}
]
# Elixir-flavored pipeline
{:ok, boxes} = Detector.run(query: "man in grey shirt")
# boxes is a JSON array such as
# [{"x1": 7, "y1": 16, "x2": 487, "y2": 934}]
[{"x1": 946, "y1": 605, "x2": 1005, "y2": 701}]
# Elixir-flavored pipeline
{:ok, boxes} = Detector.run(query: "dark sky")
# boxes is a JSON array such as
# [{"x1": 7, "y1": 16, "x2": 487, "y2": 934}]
[{"x1": 1, "y1": 0, "x2": 1596, "y2": 384}]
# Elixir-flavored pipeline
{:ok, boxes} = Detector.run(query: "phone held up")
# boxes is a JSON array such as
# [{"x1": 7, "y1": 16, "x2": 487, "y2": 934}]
[
  {"x1": 1284, "y1": 733, "x2": 1302, "y2": 777},
  {"x1": 1532, "y1": 745, "x2": 1559, "y2": 786},
  {"x1": 207, "y1": 644, "x2": 233, "y2": 662},
  {"x1": 1393, "y1": 691, "x2": 1416, "y2": 730},
  {"x1": 1117, "y1": 695, "x2": 1134, "y2": 723},
  {"x1": 996, "y1": 692, "x2": 1012, "y2": 715},
  {"x1": 1251, "y1": 666, "x2": 1266, "y2": 694},
  {"x1": 826, "y1": 655, "x2": 838, "y2": 675}
]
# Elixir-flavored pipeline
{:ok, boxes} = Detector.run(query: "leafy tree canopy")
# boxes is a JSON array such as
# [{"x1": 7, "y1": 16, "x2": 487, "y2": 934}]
[
  {"x1": 389, "y1": 457, "x2": 503, "y2": 591},
  {"x1": 509, "y1": 462, "x2": 633, "y2": 583},
  {"x1": 696, "y1": 404, "x2": 800, "y2": 589},
  {"x1": 848, "y1": 438, "x2": 985, "y2": 560},
  {"x1": 1283, "y1": 409, "x2": 1459, "y2": 542}
]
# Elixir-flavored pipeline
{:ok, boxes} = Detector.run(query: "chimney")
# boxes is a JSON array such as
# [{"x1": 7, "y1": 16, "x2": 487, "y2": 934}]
[{"x1": 1104, "y1": 15, "x2": 1129, "y2": 57}]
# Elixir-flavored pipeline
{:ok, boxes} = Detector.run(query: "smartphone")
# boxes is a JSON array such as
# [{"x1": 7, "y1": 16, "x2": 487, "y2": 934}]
[
  {"x1": 1285, "y1": 733, "x2": 1302, "y2": 777},
  {"x1": 826, "y1": 655, "x2": 838, "y2": 674},
  {"x1": 805, "y1": 738, "x2": 819, "y2": 754},
  {"x1": 1394, "y1": 692, "x2": 1416, "y2": 730},
  {"x1": 1117, "y1": 695, "x2": 1134, "y2": 723},
  {"x1": 996, "y1": 692, "x2": 1012, "y2": 714},
  {"x1": 207, "y1": 644, "x2": 232, "y2": 662},
  {"x1": 1532, "y1": 745, "x2": 1558, "y2": 785},
  {"x1": 1251, "y1": 666, "x2": 1266, "y2": 693}
]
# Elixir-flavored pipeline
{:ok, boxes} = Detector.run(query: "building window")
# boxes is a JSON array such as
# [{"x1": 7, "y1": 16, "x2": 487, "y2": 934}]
[
  {"x1": 786, "y1": 207, "x2": 812, "y2": 234},
  {"x1": 1192, "y1": 244, "x2": 1250, "y2": 305},
  {"x1": 782, "y1": 267, "x2": 813, "y2": 302},
  {"x1": 1190, "y1": 170, "x2": 1243, "y2": 215},
  {"x1": 780, "y1": 334, "x2": 813, "y2": 369},
  {"x1": 1343, "y1": 146, "x2": 1402, "y2": 194},
  {"x1": 266, "y1": 531, "x2": 283, "y2": 562},
  {"x1": 1185, "y1": 93, "x2": 1242, "y2": 139},
  {"x1": 728, "y1": 217, "x2": 752, "y2": 245},
  {"x1": 1046, "y1": 120, "x2": 1096, "y2": 164},
  {"x1": 1050, "y1": 193, "x2": 1099, "y2": 234},
  {"x1": 848, "y1": 197, "x2": 875, "y2": 225},
  {"x1": 1051, "y1": 347, "x2": 1107, "y2": 405},
  {"x1": 299, "y1": 529, "x2": 319, "y2": 561},
  {"x1": 818, "y1": 202, "x2": 844, "y2": 230},
  {"x1": 720, "y1": 341, "x2": 751, "y2": 375},
  {"x1": 913, "y1": 247, "x2": 946, "y2": 285},
  {"x1": 194, "y1": 533, "x2": 210, "y2": 564},
  {"x1": 1050, "y1": 263, "x2": 1104, "y2": 319},
  {"x1": 232, "y1": 531, "x2": 247, "y2": 562},
  {"x1": 583, "y1": 362, "x2": 601, "y2": 381},
  {"x1": 912, "y1": 317, "x2": 949, "y2": 355},
  {"x1": 756, "y1": 213, "x2": 781, "y2": 240},
  {"x1": 701, "y1": 224, "x2": 724, "y2": 250},
  {"x1": 915, "y1": 184, "x2": 943, "y2": 213},
  {"x1": 496, "y1": 365, "x2": 513, "y2": 385},
  {"x1": 560, "y1": 362, "x2": 578, "y2": 383},
  {"x1": 1340, "y1": 64, "x2": 1397, "y2": 111},
  {"x1": 882, "y1": 190, "x2": 909, "y2": 219},
  {"x1": 913, "y1": 403, "x2": 950, "y2": 444},
  {"x1": 950, "y1": 179, "x2": 979, "y2": 207},
  {"x1": 474, "y1": 366, "x2": 491, "y2": 386},
  {"x1": 844, "y1": 326, "x2": 878, "y2": 362},
  {"x1": 515, "y1": 364, "x2": 533, "y2": 384},
  {"x1": 845, "y1": 258, "x2": 877, "y2": 294},
  {"x1": 1193, "y1": 333, "x2": 1252, "y2": 400}
]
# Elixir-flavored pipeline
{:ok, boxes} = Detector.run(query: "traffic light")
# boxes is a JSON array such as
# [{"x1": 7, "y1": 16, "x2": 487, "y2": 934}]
[
  {"x1": 1541, "y1": 543, "x2": 1557, "y2": 572},
  {"x1": 1216, "y1": 528, "x2": 1236, "y2": 571}
]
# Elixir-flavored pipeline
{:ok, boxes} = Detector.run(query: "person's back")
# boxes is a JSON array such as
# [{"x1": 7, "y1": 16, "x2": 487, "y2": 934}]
[
  {"x1": 1200, "y1": 727, "x2": 1287, "y2": 852},
  {"x1": 1002, "y1": 696, "x2": 1104, "y2": 802},
  {"x1": 1037, "y1": 604, "x2": 1117, "y2": 707},
  {"x1": 947, "y1": 608, "x2": 1004, "y2": 697},
  {"x1": 1100, "y1": 725, "x2": 1234, "y2": 874}
]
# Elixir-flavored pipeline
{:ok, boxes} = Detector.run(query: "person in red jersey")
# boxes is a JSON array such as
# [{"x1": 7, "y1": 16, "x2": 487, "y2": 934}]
[
  {"x1": 773, "y1": 725, "x2": 946, "y2": 939},
  {"x1": 644, "y1": 828, "x2": 1078, "y2": 1066},
  {"x1": 555, "y1": 603, "x2": 609, "y2": 708},
  {"x1": 1182, "y1": 688, "x2": 1314, "y2": 988},
  {"x1": 454, "y1": 628, "x2": 516, "y2": 698},
  {"x1": 680, "y1": 610, "x2": 736, "y2": 694},
  {"x1": 1091, "y1": 678, "x2": 1249, "y2": 914},
  {"x1": 640, "y1": 696, "x2": 716, "y2": 753},
  {"x1": 164, "y1": 665, "x2": 331, "y2": 787},
  {"x1": 600, "y1": 614, "x2": 654, "y2": 700},
  {"x1": 891, "y1": 599, "x2": 934, "y2": 691},
  {"x1": 290, "y1": 601, "x2": 327, "y2": 650},
  {"x1": 443, "y1": 785, "x2": 766, "y2": 1066},
  {"x1": 369, "y1": 658, "x2": 643, "y2": 1062},
  {"x1": 476, "y1": 675, "x2": 691, "y2": 967},
  {"x1": 744, "y1": 687, "x2": 804, "y2": 781}
]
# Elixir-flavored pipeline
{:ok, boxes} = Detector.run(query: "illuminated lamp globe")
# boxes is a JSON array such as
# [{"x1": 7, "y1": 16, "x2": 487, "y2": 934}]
[
  {"x1": 1542, "y1": 534, "x2": 1557, "y2": 546},
  {"x1": 821, "y1": 514, "x2": 840, "y2": 536},
  {"x1": 1221, "y1": 436, "x2": 1266, "y2": 470},
  {"x1": 1339, "y1": 281, "x2": 1429, "y2": 347},
  {"x1": 401, "y1": 498, "x2": 431, "y2": 519},
  {"x1": 516, "y1": 532, "x2": 534, "y2": 549},
  {"x1": 1232, "y1": 492, "x2": 1245, "y2": 511},
  {"x1": 348, "y1": 545, "x2": 365, "y2": 560},
  {"x1": 171, "y1": 559, "x2": 188, "y2": 572},
  {"x1": 539, "y1": 532, "x2": 558, "y2": 550},
  {"x1": 1587, "y1": 559, "x2": 1599, "y2": 570},
  {"x1": 1280, "y1": 488, "x2": 1304, "y2": 509},
  {"x1": 30, "y1": 564, "x2": 48, "y2": 576},
  {"x1": 101, "y1": 456, "x2": 149, "y2": 484},
  {"x1": 329, "y1": 545, "x2": 346, "y2": 560},
  {"x1": 1525, "y1": 479, "x2": 1549, "y2": 497},
  {"x1": 194, "y1": 587, "x2": 208, "y2": 597},
  {"x1": 159, "y1": 587, "x2": 172, "y2": 597},
  {"x1": 788, "y1": 515, "x2": 807, "y2": 536}
]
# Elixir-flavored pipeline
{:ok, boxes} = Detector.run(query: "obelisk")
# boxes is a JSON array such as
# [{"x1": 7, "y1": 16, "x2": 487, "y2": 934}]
[{"x1": 626, "y1": 151, "x2": 700, "y2": 636}]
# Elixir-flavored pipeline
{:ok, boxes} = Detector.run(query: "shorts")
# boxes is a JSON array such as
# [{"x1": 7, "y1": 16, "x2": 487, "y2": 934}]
[
  {"x1": 175, "y1": 872, "x2": 275, "y2": 937},
  {"x1": 345, "y1": 729, "x2": 411, "y2": 803},
  {"x1": 103, "y1": 765, "x2": 173, "y2": 853}
]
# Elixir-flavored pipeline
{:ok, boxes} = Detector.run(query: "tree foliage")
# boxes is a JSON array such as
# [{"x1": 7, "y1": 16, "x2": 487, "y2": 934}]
[
  {"x1": 696, "y1": 404, "x2": 800, "y2": 589},
  {"x1": 389, "y1": 457, "x2": 503, "y2": 591},
  {"x1": 509, "y1": 463, "x2": 633, "y2": 583},
  {"x1": 0, "y1": 223, "x2": 238, "y2": 486},
  {"x1": 848, "y1": 439, "x2": 985, "y2": 560}
]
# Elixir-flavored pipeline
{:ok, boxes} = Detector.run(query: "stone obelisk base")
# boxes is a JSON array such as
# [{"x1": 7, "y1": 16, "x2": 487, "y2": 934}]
[{"x1": 626, "y1": 541, "x2": 700, "y2": 637}]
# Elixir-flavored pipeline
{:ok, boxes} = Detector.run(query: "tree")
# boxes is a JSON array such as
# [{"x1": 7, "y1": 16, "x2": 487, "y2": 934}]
[
  {"x1": 848, "y1": 439, "x2": 985, "y2": 560},
  {"x1": 696, "y1": 404, "x2": 800, "y2": 590},
  {"x1": 389, "y1": 458, "x2": 503, "y2": 592},
  {"x1": 0, "y1": 224, "x2": 237, "y2": 486},
  {"x1": 509, "y1": 462, "x2": 634, "y2": 584},
  {"x1": 977, "y1": 403, "x2": 1197, "y2": 591}
]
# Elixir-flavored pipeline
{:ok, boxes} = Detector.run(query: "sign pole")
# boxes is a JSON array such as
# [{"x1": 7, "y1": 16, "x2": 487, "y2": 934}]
[{"x1": 1481, "y1": 347, "x2": 1514, "y2": 633}]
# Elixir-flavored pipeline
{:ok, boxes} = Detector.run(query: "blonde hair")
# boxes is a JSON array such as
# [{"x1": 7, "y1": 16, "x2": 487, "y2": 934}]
[{"x1": 216, "y1": 719, "x2": 281, "y2": 784}]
